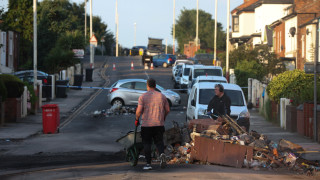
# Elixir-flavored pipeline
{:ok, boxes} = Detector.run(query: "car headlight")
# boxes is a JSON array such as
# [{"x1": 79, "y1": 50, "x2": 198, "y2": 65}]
[
  {"x1": 146, "y1": 51, "x2": 150, "y2": 55},
  {"x1": 239, "y1": 110, "x2": 250, "y2": 119}
]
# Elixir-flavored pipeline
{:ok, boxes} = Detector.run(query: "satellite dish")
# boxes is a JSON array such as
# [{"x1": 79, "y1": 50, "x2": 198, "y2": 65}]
[{"x1": 289, "y1": 27, "x2": 296, "y2": 37}]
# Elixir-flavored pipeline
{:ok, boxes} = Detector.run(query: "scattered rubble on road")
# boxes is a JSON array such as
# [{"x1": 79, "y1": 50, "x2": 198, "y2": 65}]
[
  {"x1": 93, "y1": 105, "x2": 136, "y2": 117},
  {"x1": 162, "y1": 117, "x2": 320, "y2": 176}
]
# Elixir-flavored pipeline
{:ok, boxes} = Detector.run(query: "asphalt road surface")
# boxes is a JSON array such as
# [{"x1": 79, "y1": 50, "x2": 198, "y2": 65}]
[{"x1": 0, "y1": 56, "x2": 314, "y2": 179}]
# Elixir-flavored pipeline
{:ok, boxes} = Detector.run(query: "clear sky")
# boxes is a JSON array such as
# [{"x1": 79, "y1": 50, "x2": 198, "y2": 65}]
[{"x1": 0, "y1": 0, "x2": 243, "y2": 49}]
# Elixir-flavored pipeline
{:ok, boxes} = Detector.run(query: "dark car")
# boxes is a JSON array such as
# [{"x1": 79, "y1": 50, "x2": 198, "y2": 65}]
[
  {"x1": 13, "y1": 70, "x2": 51, "y2": 98},
  {"x1": 131, "y1": 46, "x2": 147, "y2": 56},
  {"x1": 194, "y1": 53, "x2": 215, "y2": 65}
]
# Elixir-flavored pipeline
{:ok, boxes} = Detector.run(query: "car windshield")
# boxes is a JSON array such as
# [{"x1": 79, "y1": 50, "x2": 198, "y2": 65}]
[
  {"x1": 199, "y1": 89, "x2": 244, "y2": 106},
  {"x1": 194, "y1": 69, "x2": 222, "y2": 77},
  {"x1": 183, "y1": 68, "x2": 190, "y2": 76}
]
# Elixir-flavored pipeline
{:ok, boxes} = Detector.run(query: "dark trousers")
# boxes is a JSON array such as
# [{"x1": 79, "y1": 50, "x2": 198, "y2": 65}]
[{"x1": 141, "y1": 126, "x2": 165, "y2": 164}]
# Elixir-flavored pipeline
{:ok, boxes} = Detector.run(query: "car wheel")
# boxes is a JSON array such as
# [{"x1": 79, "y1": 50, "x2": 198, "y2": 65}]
[
  {"x1": 163, "y1": 63, "x2": 168, "y2": 68},
  {"x1": 111, "y1": 98, "x2": 124, "y2": 107}
]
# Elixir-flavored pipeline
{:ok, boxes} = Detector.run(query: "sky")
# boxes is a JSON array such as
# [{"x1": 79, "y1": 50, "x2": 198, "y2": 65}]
[{"x1": 0, "y1": 0, "x2": 243, "y2": 48}]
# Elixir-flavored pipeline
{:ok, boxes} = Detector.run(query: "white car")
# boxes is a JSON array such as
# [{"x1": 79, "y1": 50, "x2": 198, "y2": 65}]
[
  {"x1": 188, "y1": 66, "x2": 223, "y2": 82},
  {"x1": 186, "y1": 82, "x2": 250, "y2": 130},
  {"x1": 187, "y1": 75, "x2": 228, "y2": 94}
]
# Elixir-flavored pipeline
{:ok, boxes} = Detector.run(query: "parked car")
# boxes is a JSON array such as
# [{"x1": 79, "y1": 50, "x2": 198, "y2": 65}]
[
  {"x1": 107, "y1": 79, "x2": 181, "y2": 107},
  {"x1": 179, "y1": 64, "x2": 193, "y2": 89},
  {"x1": 153, "y1": 54, "x2": 177, "y2": 68},
  {"x1": 186, "y1": 82, "x2": 250, "y2": 131},
  {"x1": 173, "y1": 59, "x2": 194, "y2": 67},
  {"x1": 187, "y1": 75, "x2": 228, "y2": 94},
  {"x1": 13, "y1": 70, "x2": 51, "y2": 98},
  {"x1": 194, "y1": 53, "x2": 215, "y2": 65}
]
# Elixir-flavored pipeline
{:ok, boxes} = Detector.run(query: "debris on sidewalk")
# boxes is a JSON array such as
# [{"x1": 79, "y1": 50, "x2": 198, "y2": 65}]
[
  {"x1": 159, "y1": 117, "x2": 320, "y2": 176},
  {"x1": 93, "y1": 105, "x2": 136, "y2": 117}
]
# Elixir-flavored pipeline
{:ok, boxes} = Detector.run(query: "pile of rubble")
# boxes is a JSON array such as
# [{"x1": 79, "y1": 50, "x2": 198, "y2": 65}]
[
  {"x1": 93, "y1": 105, "x2": 136, "y2": 117},
  {"x1": 164, "y1": 116, "x2": 320, "y2": 176}
]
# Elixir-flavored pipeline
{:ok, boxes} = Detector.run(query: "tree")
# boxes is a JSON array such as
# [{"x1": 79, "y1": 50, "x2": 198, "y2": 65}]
[{"x1": 175, "y1": 8, "x2": 225, "y2": 54}]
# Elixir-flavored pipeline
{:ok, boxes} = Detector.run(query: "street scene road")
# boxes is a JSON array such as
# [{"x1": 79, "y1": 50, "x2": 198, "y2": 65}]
[{"x1": 0, "y1": 55, "x2": 319, "y2": 179}]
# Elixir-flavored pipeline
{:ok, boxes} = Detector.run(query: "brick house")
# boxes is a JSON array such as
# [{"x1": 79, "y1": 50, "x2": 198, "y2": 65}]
[
  {"x1": 0, "y1": 30, "x2": 20, "y2": 73},
  {"x1": 184, "y1": 41, "x2": 200, "y2": 58},
  {"x1": 270, "y1": 0, "x2": 320, "y2": 70},
  {"x1": 230, "y1": 0, "x2": 293, "y2": 49}
]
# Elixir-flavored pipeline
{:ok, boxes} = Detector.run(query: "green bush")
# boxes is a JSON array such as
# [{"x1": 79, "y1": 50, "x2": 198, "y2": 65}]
[
  {"x1": 267, "y1": 70, "x2": 320, "y2": 105},
  {"x1": 0, "y1": 74, "x2": 25, "y2": 99},
  {"x1": 0, "y1": 76, "x2": 7, "y2": 102}
]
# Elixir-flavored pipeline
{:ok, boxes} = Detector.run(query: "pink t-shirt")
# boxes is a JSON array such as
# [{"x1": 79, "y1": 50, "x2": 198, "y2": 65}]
[{"x1": 138, "y1": 90, "x2": 169, "y2": 127}]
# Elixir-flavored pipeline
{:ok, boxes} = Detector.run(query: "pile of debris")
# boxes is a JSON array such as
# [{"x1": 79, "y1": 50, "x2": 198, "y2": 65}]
[
  {"x1": 93, "y1": 105, "x2": 136, "y2": 117},
  {"x1": 164, "y1": 116, "x2": 320, "y2": 176}
]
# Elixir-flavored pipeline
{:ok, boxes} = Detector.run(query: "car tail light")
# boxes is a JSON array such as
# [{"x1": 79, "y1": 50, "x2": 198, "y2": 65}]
[
  {"x1": 43, "y1": 79, "x2": 48, "y2": 84},
  {"x1": 168, "y1": 58, "x2": 172, "y2": 63},
  {"x1": 110, "y1": 88, "x2": 118, "y2": 93}
]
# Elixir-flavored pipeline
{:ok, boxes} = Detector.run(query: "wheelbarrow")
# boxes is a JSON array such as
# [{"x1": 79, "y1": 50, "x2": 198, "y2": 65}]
[{"x1": 116, "y1": 126, "x2": 143, "y2": 166}]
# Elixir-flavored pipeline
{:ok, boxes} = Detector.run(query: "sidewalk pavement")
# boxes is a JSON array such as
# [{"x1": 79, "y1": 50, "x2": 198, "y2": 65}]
[{"x1": 0, "y1": 67, "x2": 105, "y2": 140}]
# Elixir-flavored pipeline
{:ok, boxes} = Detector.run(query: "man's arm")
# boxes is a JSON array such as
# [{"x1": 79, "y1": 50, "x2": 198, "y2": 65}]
[
  {"x1": 136, "y1": 104, "x2": 143, "y2": 120},
  {"x1": 164, "y1": 98, "x2": 170, "y2": 120},
  {"x1": 136, "y1": 96, "x2": 144, "y2": 120},
  {"x1": 225, "y1": 96, "x2": 231, "y2": 116},
  {"x1": 207, "y1": 97, "x2": 215, "y2": 112}
]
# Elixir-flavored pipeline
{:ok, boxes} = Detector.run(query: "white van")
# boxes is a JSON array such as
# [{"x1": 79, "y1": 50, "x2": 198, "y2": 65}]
[
  {"x1": 186, "y1": 82, "x2": 250, "y2": 130},
  {"x1": 179, "y1": 64, "x2": 194, "y2": 89},
  {"x1": 187, "y1": 75, "x2": 228, "y2": 94},
  {"x1": 188, "y1": 66, "x2": 223, "y2": 82}
]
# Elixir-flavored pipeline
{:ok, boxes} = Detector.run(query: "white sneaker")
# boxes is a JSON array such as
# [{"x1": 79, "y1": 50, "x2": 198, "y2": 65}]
[
  {"x1": 143, "y1": 164, "x2": 152, "y2": 170},
  {"x1": 160, "y1": 153, "x2": 167, "y2": 169}
]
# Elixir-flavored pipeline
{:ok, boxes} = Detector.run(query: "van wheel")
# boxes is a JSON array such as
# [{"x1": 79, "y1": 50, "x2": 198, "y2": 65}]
[{"x1": 163, "y1": 63, "x2": 168, "y2": 68}]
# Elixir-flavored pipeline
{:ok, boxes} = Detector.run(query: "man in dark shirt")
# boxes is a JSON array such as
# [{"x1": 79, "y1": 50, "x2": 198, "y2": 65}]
[{"x1": 207, "y1": 84, "x2": 231, "y2": 121}]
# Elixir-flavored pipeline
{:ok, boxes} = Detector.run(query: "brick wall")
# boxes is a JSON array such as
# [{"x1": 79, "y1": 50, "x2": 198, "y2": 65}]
[{"x1": 273, "y1": 23, "x2": 286, "y2": 58}]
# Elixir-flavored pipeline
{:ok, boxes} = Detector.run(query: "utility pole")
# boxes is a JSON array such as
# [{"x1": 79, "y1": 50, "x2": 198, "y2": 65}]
[
  {"x1": 166, "y1": 39, "x2": 168, "y2": 54},
  {"x1": 90, "y1": 0, "x2": 94, "y2": 68},
  {"x1": 195, "y1": 0, "x2": 199, "y2": 47},
  {"x1": 226, "y1": 0, "x2": 230, "y2": 81},
  {"x1": 134, "y1": 23, "x2": 136, "y2": 46},
  {"x1": 33, "y1": 0, "x2": 37, "y2": 92},
  {"x1": 313, "y1": 19, "x2": 319, "y2": 141},
  {"x1": 85, "y1": 0, "x2": 87, "y2": 42},
  {"x1": 115, "y1": 0, "x2": 119, "y2": 57},
  {"x1": 173, "y1": 0, "x2": 176, "y2": 55},
  {"x1": 214, "y1": 0, "x2": 218, "y2": 65}
]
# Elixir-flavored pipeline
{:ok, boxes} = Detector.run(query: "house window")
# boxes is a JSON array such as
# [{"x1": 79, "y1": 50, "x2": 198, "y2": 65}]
[{"x1": 232, "y1": 16, "x2": 239, "y2": 32}]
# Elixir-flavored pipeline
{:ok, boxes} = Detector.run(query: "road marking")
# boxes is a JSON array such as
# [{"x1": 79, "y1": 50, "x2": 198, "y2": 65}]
[{"x1": 145, "y1": 71, "x2": 149, "y2": 79}]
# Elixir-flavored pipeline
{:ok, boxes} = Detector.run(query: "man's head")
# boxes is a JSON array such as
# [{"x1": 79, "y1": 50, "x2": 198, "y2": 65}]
[
  {"x1": 147, "y1": 78, "x2": 156, "y2": 90},
  {"x1": 214, "y1": 84, "x2": 224, "y2": 97}
]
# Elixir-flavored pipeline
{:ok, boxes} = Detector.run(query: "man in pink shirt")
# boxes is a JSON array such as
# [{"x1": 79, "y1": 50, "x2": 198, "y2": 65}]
[{"x1": 135, "y1": 78, "x2": 170, "y2": 170}]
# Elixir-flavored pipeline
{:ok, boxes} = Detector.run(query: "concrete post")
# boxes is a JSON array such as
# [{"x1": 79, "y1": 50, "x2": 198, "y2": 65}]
[
  {"x1": 21, "y1": 86, "x2": 28, "y2": 118},
  {"x1": 51, "y1": 75, "x2": 55, "y2": 100},
  {"x1": 248, "y1": 78, "x2": 253, "y2": 103}
]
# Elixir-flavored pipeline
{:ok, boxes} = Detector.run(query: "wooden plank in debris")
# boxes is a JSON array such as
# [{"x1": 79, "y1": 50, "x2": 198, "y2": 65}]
[{"x1": 192, "y1": 137, "x2": 252, "y2": 168}]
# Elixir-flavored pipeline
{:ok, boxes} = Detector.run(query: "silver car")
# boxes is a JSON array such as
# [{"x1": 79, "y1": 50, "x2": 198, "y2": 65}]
[{"x1": 107, "y1": 79, "x2": 181, "y2": 107}]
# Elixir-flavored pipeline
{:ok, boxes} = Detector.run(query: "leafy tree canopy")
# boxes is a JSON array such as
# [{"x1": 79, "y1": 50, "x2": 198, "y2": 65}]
[{"x1": 175, "y1": 8, "x2": 226, "y2": 54}]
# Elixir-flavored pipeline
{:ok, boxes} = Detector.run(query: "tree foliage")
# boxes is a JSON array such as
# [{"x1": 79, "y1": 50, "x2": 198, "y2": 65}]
[
  {"x1": 1, "y1": 0, "x2": 115, "y2": 72},
  {"x1": 267, "y1": 70, "x2": 320, "y2": 105},
  {"x1": 175, "y1": 8, "x2": 225, "y2": 54}
]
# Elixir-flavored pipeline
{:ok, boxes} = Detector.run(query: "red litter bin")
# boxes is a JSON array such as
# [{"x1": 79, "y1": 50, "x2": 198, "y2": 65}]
[{"x1": 41, "y1": 104, "x2": 60, "y2": 134}]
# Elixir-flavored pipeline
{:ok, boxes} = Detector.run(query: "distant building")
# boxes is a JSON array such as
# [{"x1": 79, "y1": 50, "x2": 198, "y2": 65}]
[{"x1": 184, "y1": 41, "x2": 200, "y2": 58}]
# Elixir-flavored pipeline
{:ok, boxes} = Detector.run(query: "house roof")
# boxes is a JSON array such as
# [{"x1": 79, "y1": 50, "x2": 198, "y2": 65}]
[
  {"x1": 232, "y1": 0, "x2": 293, "y2": 15},
  {"x1": 299, "y1": 16, "x2": 320, "y2": 28}
]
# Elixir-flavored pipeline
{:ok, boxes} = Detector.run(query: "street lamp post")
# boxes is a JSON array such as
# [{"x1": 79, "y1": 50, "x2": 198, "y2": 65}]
[
  {"x1": 173, "y1": 0, "x2": 176, "y2": 55},
  {"x1": 226, "y1": 0, "x2": 230, "y2": 81},
  {"x1": 134, "y1": 23, "x2": 136, "y2": 46},
  {"x1": 196, "y1": 0, "x2": 199, "y2": 47},
  {"x1": 214, "y1": 0, "x2": 218, "y2": 65},
  {"x1": 115, "y1": 0, "x2": 119, "y2": 57},
  {"x1": 33, "y1": 0, "x2": 37, "y2": 93},
  {"x1": 90, "y1": 0, "x2": 94, "y2": 68},
  {"x1": 101, "y1": 37, "x2": 105, "y2": 57},
  {"x1": 85, "y1": 0, "x2": 87, "y2": 42}
]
